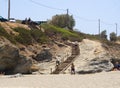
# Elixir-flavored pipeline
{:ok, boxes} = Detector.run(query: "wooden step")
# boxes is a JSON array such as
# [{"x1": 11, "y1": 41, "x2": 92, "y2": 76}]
[{"x1": 52, "y1": 43, "x2": 80, "y2": 74}]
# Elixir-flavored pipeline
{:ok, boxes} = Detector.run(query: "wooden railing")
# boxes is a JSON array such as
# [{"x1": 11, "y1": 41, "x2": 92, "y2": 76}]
[{"x1": 52, "y1": 43, "x2": 80, "y2": 74}]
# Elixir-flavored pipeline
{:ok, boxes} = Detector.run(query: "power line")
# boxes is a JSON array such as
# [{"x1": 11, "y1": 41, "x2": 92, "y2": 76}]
[
  {"x1": 69, "y1": 11, "x2": 118, "y2": 35},
  {"x1": 100, "y1": 20, "x2": 114, "y2": 26},
  {"x1": 69, "y1": 11, "x2": 117, "y2": 28},
  {"x1": 29, "y1": 0, "x2": 116, "y2": 26},
  {"x1": 29, "y1": 0, "x2": 66, "y2": 11},
  {"x1": 69, "y1": 11, "x2": 97, "y2": 22},
  {"x1": 28, "y1": 0, "x2": 119, "y2": 35}
]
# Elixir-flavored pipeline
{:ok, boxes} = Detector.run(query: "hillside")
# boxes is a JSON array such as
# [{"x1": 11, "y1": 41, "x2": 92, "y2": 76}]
[
  {"x1": 0, "y1": 22, "x2": 81, "y2": 74},
  {"x1": 0, "y1": 22, "x2": 120, "y2": 75}
]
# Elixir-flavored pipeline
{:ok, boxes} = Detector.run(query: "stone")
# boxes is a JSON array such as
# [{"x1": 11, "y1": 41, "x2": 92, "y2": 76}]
[
  {"x1": 0, "y1": 37, "x2": 32, "y2": 74},
  {"x1": 77, "y1": 58, "x2": 114, "y2": 74},
  {"x1": 13, "y1": 56, "x2": 32, "y2": 74},
  {"x1": 35, "y1": 48, "x2": 52, "y2": 61}
]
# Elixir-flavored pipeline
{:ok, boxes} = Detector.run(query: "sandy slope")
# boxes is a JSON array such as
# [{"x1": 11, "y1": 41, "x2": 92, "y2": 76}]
[
  {"x1": 0, "y1": 71, "x2": 120, "y2": 88},
  {"x1": 65, "y1": 39, "x2": 109, "y2": 73},
  {"x1": 75, "y1": 39, "x2": 107, "y2": 67},
  {"x1": 38, "y1": 39, "x2": 111, "y2": 74}
]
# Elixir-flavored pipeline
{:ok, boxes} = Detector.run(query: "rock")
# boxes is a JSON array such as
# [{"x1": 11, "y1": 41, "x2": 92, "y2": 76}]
[
  {"x1": 54, "y1": 41, "x2": 65, "y2": 47},
  {"x1": 35, "y1": 48, "x2": 52, "y2": 61},
  {"x1": 0, "y1": 38, "x2": 19, "y2": 74},
  {"x1": 30, "y1": 64, "x2": 40, "y2": 72},
  {"x1": 9, "y1": 73, "x2": 23, "y2": 78},
  {"x1": 0, "y1": 37, "x2": 32, "y2": 74},
  {"x1": 77, "y1": 58, "x2": 114, "y2": 74},
  {"x1": 13, "y1": 55, "x2": 32, "y2": 74}
]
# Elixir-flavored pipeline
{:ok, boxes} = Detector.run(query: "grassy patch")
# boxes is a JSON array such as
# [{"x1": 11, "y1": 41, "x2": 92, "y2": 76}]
[
  {"x1": 42, "y1": 24, "x2": 82, "y2": 42},
  {"x1": 13, "y1": 27, "x2": 48, "y2": 45},
  {"x1": 0, "y1": 26, "x2": 16, "y2": 44},
  {"x1": 13, "y1": 27, "x2": 33, "y2": 45},
  {"x1": 30, "y1": 29, "x2": 48, "y2": 43}
]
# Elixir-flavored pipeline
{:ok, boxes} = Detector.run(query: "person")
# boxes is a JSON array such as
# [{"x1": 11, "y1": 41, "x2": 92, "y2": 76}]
[
  {"x1": 56, "y1": 58, "x2": 60, "y2": 68},
  {"x1": 113, "y1": 62, "x2": 120, "y2": 71},
  {"x1": 0, "y1": 72, "x2": 5, "y2": 75},
  {"x1": 71, "y1": 63, "x2": 75, "y2": 74}
]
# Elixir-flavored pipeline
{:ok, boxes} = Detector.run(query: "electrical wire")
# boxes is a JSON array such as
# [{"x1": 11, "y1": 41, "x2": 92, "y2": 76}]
[
  {"x1": 29, "y1": 0, "x2": 118, "y2": 26},
  {"x1": 29, "y1": 0, "x2": 119, "y2": 34},
  {"x1": 29, "y1": 0, "x2": 66, "y2": 11},
  {"x1": 69, "y1": 11, "x2": 97, "y2": 22},
  {"x1": 100, "y1": 20, "x2": 115, "y2": 26}
]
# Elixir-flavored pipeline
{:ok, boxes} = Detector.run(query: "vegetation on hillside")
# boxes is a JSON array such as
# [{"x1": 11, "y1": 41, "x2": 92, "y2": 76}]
[
  {"x1": 0, "y1": 23, "x2": 104, "y2": 45},
  {"x1": 50, "y1": 14, "x2": 75, "y2": 30},
  {"x1": 0, "y1": 26, "x2": 16, "y2": 44},
  {"x1": 0, "y1": 22, "x2": 119, "y2": 46},
  {"x1": 13, "y1": 27, "x2": 33, "y2": 45},
  {"x1": 30, "y1": 29, "x2": 48, "y2": 43},
  {"x1": 0, "y1": 25, "x2": 48, "y2": 45},
  {"x1": 100, "y1": 30, "x2": 107, "y2": 40},
  {"x1": 110, "y1": 32, "x2": 117, "y2": 42},
  {"x1": 13, "y1": 27, "x2": 48, "y2": 45},
  {"x1": 42, "y1": 24, "x2": 82, "y2": 42}
]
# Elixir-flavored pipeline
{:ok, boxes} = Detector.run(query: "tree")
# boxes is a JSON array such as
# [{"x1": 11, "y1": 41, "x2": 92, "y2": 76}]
[
  {"x1": 50, "y1": 14, "x2": 75, "y2": 30},
  {"x1": 110, "y1": 32, "x2": 117, "y2": 41},
  {"x1": 100, "y1": 30, "x2": 107, "y2": 39}
]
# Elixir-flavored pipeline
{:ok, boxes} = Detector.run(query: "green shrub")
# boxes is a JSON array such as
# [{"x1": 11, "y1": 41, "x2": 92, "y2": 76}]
[
  {"x1": 30, "y1": 29, "x2": 48, "y2": 43},
  {"x1": 13, "y1": 27, "x2": 33, "y2": 45},
  {"x1": 0, "y1": 26, "x2": 16, "y2": 44},
  {"x1": 50, "y1": 14, "x2": 75, "y2": 30},
  {"x1": 42, "y1": 24, "x2": 82, "y2": 42},
  {"x1": 110, "y1": 32, "x2": 117, "y2": 42}
]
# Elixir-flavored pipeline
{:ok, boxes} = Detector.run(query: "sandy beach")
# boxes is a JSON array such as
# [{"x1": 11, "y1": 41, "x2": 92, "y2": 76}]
[{"x1": 0, "y1": 71, "x2": 120, "y2": 88}]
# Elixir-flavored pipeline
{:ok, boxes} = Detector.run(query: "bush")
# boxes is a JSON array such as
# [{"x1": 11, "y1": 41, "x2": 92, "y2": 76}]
[
  {"x1": 110, "y1": 32, "x2": 117, "y2": 42},
  {"x1": 42, "y1": 24, "x2": 82, "y2": 42},
  {"x1": 0, "y1": 26, "x2": 16, "y2": 44},
  {"x1": 100, "y1": 30, "x2": 107, "y2": 40},
  {"x1": 50, "y1": 14, "x2": 75, "y2": 30},
  {"x1": 30, "y1": 29, "x2": 48, "y2": 43},
  {"x1": 13, "y1": 27, "x2": 33, "y2": 45}
]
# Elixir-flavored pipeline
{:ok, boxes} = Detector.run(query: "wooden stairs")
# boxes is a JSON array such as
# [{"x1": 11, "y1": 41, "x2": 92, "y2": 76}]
[{"x1": 52, "y1": 43, "x2": 80, "y2": 74}]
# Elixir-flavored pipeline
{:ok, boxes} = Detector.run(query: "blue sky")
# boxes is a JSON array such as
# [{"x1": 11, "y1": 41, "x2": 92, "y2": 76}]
[{"x1": 0, "y1": 0, "x2": 120, "y2": 37}]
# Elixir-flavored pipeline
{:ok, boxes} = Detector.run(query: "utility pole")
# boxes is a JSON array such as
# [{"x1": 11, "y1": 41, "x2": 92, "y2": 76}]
[
  {"x1": 115, "y1": 23, "x2": 117, "y2": 36},
  {"x1": 66, "y1": 9, "x2": 69, "y2": 29},
  {"x1": 67, "y1": 9, "x2": 69, "y2": 16},
  {"x1": 98, "y1": 19, "x2": 101, "y2": 37},
  {"x1": 8, "y1": 0, "x2": 10, "y2": 20}
]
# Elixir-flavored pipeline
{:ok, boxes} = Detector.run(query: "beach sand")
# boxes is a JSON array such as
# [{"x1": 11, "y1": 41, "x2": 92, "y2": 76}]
[{"x1": 0, "y1": 71, "x2": 120, "y2": 88}]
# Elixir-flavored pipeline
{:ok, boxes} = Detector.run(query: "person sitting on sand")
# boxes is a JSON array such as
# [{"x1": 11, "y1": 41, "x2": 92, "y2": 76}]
[
  {"x1": 113, "y1": 62, "x2": 120, "y2": 71},
  {"x1": 71, "y1": 63, "x2": 75, "y2": 74},
  {"x1": 0, "y1": 72, "x2": 5, "y2": 75}
]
